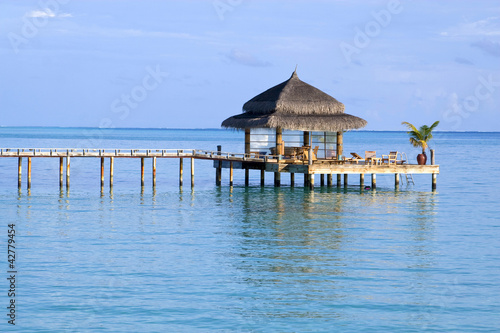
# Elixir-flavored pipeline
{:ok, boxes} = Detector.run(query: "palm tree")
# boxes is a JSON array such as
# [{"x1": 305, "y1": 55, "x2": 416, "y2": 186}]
[{"x1": 401, "y1": 121, "x2": 440, "y2": 154}]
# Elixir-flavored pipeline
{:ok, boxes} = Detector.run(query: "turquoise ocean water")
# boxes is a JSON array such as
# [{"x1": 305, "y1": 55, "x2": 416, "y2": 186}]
[{"x1": 1, "y1": 127, "x2": 499, "y2": 332}]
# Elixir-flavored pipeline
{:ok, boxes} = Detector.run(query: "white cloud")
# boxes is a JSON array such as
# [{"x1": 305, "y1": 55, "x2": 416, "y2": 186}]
[
  {"x1": 225, "y1": 49, "x2": 272, "y2": 67},
  {"x1": 471, "y1": 39, "x2": 500, "y2": 57},
  {"x1": 26, "y1": 8, "x2": 72, "y2": 19},
  {"x1": 441, "y1": 16, "x2": 500, "y2": 37}
]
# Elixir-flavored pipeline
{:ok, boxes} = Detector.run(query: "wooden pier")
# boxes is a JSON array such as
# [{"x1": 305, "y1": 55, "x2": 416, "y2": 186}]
[{"x1": 0, "y1": 148, "x2": 439, "y2": 190}]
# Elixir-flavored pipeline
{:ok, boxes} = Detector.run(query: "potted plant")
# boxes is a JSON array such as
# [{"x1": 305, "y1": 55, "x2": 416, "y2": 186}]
[{"x1": 401, "y1": 121, "x2": 439, "y2": 165}]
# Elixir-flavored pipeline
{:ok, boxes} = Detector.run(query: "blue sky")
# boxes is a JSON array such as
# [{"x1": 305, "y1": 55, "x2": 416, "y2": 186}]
[{"x1": 0, "y1": 0, "x2": 499, "y2": 131}]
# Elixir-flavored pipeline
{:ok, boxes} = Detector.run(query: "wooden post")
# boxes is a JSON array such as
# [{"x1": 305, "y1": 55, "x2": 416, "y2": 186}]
[
  {"x1": 327, "y1": 174, "x2": 332, "y2": 187},
  {"x1": 320, "y1": 174, "x2": 325, "y2": 187},
  {"x1": 216, "y1": 145, "x2": 221, "y2": 186},
  {"x1": 343, "y1": 173, "x2": 348, "y2": 188},
  {"x1": 245, "y1": 128, "x2": 251, "y2": 155},
  {"x1": 360, "y1": 173, "x2": 365, "y2": 188},
  {"x1": 337, "y1": 132, "x2": 344, "y2": 190},
  {"x1": 59, "y1": 157, "x2": 63, "y2": 188},
  {"x1": 304, "y1": 174, "x2": 309, "y2": 187},
  {"x1": 336, "y1": 131, "x2": 343, "y2": 160},
  {"x1": 153, "y1": 157, "x2": 157, "y2": 187},
  {"x1": 290, "y1": 173, "x2": 294, "y2": 187},
  {"x1": 190, "y1": 158, "x2": 194, "y2": 188},
  {"x1": 395, "y1": 173, "x2": 400, "y2": 188},
  {"x1": 244, "y1": 130, "x2": 250, "y2": 187},
  {"x1": 276, "y1": 127, "x2": 283, "y2": 156},
  {"x1": 109, "y1": 157, "x2": 114, "y2": 188},
  {"x1": 66, "y1": 154, "x2": 70, "y2": 188},
  {"x1": 303, "y1": 131, "x2": 310, "y2": 148},
  {"x1": 274, "y1": 172, "x2": 281, "y2": 187},
  {"x1": 27, "y1": 157, "x2": 32, "y2": 189},
  {"x1": 261, "y1": 169, "x2": 265, "y2": 187},
  {"x1": 179, "y1": 158, "x2": 184, "y2": 187},
  {"x1": 100, "y1": 157, "x2": 104, "y2": 188},
  {"x1": 229, "y1": 161, "x2": 233, "y2": 186},
  {"x1": 17, "y1": 157, "x2": 22, "y2": 188},
  {"x1": 141, "y1": 157, "x2": 145, "y2": 187},
  {"x1": 431, "y1": 149, "x2": 436, "y2": 190},
  {"x1": 309, "y1": 174, "x2": 314, "y2": 190},
  {"x1": 371, "y1": 173, "x2": 376, "y2": 189},
  {"x1": 308, "y1": 132, "x2": 313, "y2": 166}
]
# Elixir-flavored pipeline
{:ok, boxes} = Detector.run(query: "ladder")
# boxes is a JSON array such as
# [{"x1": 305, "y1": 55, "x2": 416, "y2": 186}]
[{"x1": 399, "y1": 152, "x2": 414, "y2": 185}]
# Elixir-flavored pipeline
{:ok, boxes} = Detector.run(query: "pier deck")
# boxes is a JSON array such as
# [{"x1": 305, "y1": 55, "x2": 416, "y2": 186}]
[{"x1": 0, "y1": 148, "x2": 439, "y2": 189}]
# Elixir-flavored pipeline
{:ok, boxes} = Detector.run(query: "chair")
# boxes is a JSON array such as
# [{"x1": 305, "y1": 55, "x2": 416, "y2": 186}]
[
  {"x1": 313, "y1": 146, "x2": 319, "y2": 158},
  {"x1": 347, "y1": 152, "x2": 365, "y2": 164},
  {"x1": 365, "y1": 151, "x2": 381, "y2": 165},
  {"x1": 303, "y1": 146, "x2": 319, "y2": 162},
  {"x1": 382, "y1": 151, "x2": 398, "y2": 164}
]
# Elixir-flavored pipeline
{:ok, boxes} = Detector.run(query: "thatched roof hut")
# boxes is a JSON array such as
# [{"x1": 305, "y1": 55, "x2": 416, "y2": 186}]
[{"x1": 221, "y1": 70, "x2": 367, "y2": 132}]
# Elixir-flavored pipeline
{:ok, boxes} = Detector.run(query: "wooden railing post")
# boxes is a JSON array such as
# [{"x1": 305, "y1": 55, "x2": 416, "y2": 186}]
[
  {"x1": 216, "y1": 145, "x2": 221, "y2": 186},
  {"x1": 17, "y1": 157, "x2": 22, "y2": 188}
]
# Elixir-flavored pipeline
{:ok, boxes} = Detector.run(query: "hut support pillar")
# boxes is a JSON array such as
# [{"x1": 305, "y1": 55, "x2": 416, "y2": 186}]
[
  {"x1": 303, "y1": 131, "x2": 310, "y2": 148},
  {"x1": 395, "y1": 173, "x2": 400, "y2": 189},
  {"x1": 261, "y1": 169, "x2": 265, "y2": 187},
  {"x1": 190, "y1": 158, "x2": 194, "y2": 188},
  {"x1": 360, "y1": 174, "x2": 365, "y2": 188},
  {"x1": 276, "y1": 127, "x2": 283, "y2": 156},
  {"x1": 337, "y1": 174, "x2": 341, "y2": 187},
  {"x1": 229, "y1": 161, "x2": 233, "y2": 186},
  {"x1": 152, "y1": 157, "x2": 157, "y2": 187},
  {"x1": 343, "y1": 174, "x2": 348, "y2": 188},
  {"x1": 179, "y1": 158, "x2": 184, "y2": 187},
  {"x1": 109, "y1": 157, "x2": 114, "y2": 188},
  {"x1": 290, "y1": 173, "x2": 294, "y2": 187},
  {"x1": 244, "y1": 129, "x2": 250, "y2": 187},
  {"x1": 431, "y1": 149, "x2": 436, "y2": 190},
  {"x1": 274, "y1": 172, "x2": 281, "y2": 187},
  {"x1": 17, "y1": 157, "x2": 22, "y2": 188},
  {"x1": 309, "y1": 174, "x2": 314, "y2": 190},
  {"x1": 27, "y1": 157, "x2": 32, "y2": 189},
  {"x1": 59, "y1": 157, "x2": 63, "y2": 188},
  {"x1": 141, "y1": 157, "x2": 145, "y2": 187},
  {"x1": 320, "y1": 174, "x2": 325, "y2": 187},
  {"x1": 304, "y1": 174, "x2": 310, "y2": 187},
  {"x1": 66, "y1": 155, "x2": 70, "y2": 189},
  {"x1": 336, "y1": 131, "x2": 343, "y2": 159},
  {"x1": 371, "y1": 173, "x2": 376, "y2": 189},
  {"x1": 245, "y1": 129, "x2": 250, "y2": 156},
  {"x1": 327, "y1": 174, "x2": 332, "y2": 187}
]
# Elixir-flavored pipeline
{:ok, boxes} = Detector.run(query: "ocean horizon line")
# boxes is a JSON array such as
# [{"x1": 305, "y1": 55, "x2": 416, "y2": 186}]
[{"x1": 0, "y1": 125, "x2": 498, "y2": 133}]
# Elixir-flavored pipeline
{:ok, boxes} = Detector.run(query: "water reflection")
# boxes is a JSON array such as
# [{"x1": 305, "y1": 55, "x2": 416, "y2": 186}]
[{"x1": 228, "y1": 188, "x2": 438, "y2": 322}]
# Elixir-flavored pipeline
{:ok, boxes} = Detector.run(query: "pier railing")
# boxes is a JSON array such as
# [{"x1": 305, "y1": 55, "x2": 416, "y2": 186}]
[{"x1": 0, "y1": 148, "x2": 272, "y2": 162}]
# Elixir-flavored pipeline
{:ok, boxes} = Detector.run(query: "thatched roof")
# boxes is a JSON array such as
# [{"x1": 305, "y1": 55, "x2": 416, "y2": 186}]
[{"x1": 221, "y1": 70, "x2": 367, "y2": 131}]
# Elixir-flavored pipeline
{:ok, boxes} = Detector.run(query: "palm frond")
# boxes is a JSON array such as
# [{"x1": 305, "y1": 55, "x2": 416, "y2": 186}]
[{"x1": 402, "y1": 121, "x2": 439, "y2": 153}]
